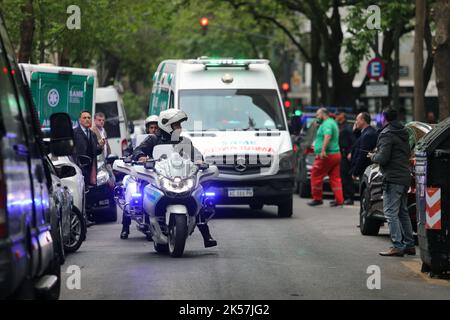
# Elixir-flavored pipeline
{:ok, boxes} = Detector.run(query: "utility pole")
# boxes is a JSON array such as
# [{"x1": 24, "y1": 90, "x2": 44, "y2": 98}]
[{"x1": 414, "y1": 0, "x2": 426, "y2": 121}]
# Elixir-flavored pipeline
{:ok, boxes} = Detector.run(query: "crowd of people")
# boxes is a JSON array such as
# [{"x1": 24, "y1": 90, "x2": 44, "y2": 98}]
[
  {"x1": 302, "y1": 106, "x2": 416, "y2": 257},
  {"x1": 75, "y1": 105, "x2": 418, "y2": 257}
]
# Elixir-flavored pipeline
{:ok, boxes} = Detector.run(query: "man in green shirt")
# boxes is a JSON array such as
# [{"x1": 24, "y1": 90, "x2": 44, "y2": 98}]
[{"x1": 308, "y1": 108, "x2": 344, "y2": 207}]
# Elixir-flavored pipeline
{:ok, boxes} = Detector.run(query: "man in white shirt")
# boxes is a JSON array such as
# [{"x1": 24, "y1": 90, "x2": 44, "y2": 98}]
[{"x1": 92, "y1": 112, "x2": 111, "y2": 160}]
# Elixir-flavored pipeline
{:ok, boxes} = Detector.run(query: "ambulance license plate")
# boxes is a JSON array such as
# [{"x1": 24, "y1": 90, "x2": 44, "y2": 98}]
[{"x1": 228, "y1": 188, "x2": 254, "y2": 197}]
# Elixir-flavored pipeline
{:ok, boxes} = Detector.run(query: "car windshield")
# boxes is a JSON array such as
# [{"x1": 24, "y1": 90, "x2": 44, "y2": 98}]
[{"x1": 179, "y1": 89, "x2": 286, "y2": 131}]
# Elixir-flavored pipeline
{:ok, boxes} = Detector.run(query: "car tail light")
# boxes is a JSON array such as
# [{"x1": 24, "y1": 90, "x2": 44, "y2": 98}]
[
  {"x1": 293, "y1": 144, "x2": 298, "y2": 153},
  {"x1": 121, "y1": 139, "x2": 128, "y2": 156},
  {"x1": 0, "y1": 158, "x2": 6, "y2": 238}
]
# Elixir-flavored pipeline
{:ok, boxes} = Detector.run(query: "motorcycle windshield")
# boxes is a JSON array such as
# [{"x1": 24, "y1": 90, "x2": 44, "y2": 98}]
[{"x1": 154, "y1": 148, "x2": 197, "y2": 179}]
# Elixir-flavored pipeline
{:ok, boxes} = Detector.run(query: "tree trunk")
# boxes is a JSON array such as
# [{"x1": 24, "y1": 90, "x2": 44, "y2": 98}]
[
  {"x1": 324, "y1": 0, "x2": 356, "y2": 108},
  {"x1": 38, "y1": 0, "x2": 45, "y2": 63},
  {"x1": 310, "y1": 27, "x2": 320, "y2": 105},
  {"x1": 432, "y1": 0, "x2": 450, "y2": 120},
  {"x1": 392, "y1": 23, "x2": 402, "y2": 111},
  {"x1": 414, "y1": 0, "x2": 426, "y2": 121},
  {"x1": 18, "y1": 0, "x2": 35, "y2": 63},
  {"x1": 423, "y1": 6, "x2": 434, "y2": 93},
  {"x1": 101, "y1": 52, "x2": 121, "y2": 86},
  {"x1": 59, "y1": 47, "x2": 70, "y2": 66}
]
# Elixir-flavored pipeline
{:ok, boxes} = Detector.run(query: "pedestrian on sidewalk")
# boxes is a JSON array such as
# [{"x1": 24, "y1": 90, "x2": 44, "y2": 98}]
[
  {"x1": 336, "y1": 112, "x2": 356, "y2": 205},
  {"x1": 369, "y1": 107, "x2": 415, "y2": 257},
  {"x1": 307, "y1": 108, "x2": 344, "y2": 207},
  {"x1": 349, "y1": 112, "x2": 378, "y2": 180}
]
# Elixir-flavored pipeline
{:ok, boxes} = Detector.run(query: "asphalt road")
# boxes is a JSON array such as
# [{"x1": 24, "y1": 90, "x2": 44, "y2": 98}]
[{"x1": 60, "y1": 197, "x2": 450, "y2": 300}]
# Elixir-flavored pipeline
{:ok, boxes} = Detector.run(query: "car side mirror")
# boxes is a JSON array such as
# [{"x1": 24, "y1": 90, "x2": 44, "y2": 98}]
[
  {"x1": 106, "y1": 154, "x2": 119, "y2": 165},
  {"x1": 49, "y1": 113, "x2": 74, "y2": 156},
  {"x1": 56, "y1": 165, "x2": 77, "y2": 179}
]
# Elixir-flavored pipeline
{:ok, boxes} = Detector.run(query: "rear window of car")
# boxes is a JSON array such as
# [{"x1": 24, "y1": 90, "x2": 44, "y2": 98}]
[{"x1": 95, "y1": 101, "x2": 120, "y2": 138}]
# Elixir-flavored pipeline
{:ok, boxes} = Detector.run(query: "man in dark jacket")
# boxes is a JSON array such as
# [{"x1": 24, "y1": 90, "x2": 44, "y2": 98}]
[
  {"x1": 349, "y1": 112, "x2": 378, "y2": 179},
  {"x1": 74, "y1": 111, "x2": 102, "y2": 187},
  {"x1": 369, "y1": 107, "x2": 414, "y2": 257},
  {"x1": 74, "y1": 111, "x2": 102, "y2": 226},
  {"x1": 336, "y1": 112, "x2": 356, "y2": 205},
  {"x1": 122, "y1": 109, "x2": 217, "y2": 248}
]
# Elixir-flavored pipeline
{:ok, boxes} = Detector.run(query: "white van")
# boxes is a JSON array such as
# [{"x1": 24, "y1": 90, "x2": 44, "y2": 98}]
[
  {"x1": 95, "y1": 86, "x2": 130, "y2": 156},
  {"x1": 149, "y1": 58, "x2": 294, "y2": 217}
]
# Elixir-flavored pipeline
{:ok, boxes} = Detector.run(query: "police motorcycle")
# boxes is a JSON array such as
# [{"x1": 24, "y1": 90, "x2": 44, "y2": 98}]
[{"x1": 113, "y1": 144, "x2": 218, "y2": 257}]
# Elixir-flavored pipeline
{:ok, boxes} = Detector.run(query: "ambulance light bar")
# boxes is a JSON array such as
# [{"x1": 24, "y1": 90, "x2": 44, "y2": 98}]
[{"x1": 184, "y1": 58, "x2": 269, "y2": 70}]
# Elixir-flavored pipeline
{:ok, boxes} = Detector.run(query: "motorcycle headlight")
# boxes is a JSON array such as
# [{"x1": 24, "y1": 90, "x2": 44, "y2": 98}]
[
  {"x1": 159, "y1": 177, "x2": 196, "y2": 194},
  {"x1": 97, "y1": 169, "x2": 109, "y2": 186},
  {"x1": 279, "y1": 150, "x2": 294, "y2": 172}
]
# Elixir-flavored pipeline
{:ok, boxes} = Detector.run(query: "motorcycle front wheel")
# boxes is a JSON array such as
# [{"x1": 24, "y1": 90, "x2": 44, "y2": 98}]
[{"x1": 168, "y1": 215, "x2": 188, "y2": 258}]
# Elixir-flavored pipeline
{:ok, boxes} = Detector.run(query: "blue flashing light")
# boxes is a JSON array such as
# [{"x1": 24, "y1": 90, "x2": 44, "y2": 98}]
[{"x1": 205, "y1": 192, "x2": 216, "y2": 197}]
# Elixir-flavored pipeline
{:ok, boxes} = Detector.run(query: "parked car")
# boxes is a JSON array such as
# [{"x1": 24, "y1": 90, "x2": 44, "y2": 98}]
[
  {"x1": 292, "y1": 117, "x2": 318, "y2": 197},
  {"x1": 49, "y1": 155, "x2": 86, "y2": 253},
  {"x1": 0, "y1": 14, "x2": 76, "y2": 299},
  {"x1": 359, "y1": 121, "x2": 433, "y2": 236}
]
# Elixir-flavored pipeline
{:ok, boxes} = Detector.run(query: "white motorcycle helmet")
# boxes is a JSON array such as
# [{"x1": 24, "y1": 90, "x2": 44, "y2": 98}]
[
  {"x1": 145, "y1": 115, "x2": 159, "y2": 126},
  {"x1": 158, "y1": 109, "x2": 188, "y2": 135}
]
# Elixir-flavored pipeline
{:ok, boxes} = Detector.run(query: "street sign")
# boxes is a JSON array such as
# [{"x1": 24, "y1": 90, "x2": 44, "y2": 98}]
[
  {"x1": 367, "y1": 57, "x2": 385, "y2": 80},
  {"x1": 366, "y1": 82, "x2": 389, "y2": 97}
]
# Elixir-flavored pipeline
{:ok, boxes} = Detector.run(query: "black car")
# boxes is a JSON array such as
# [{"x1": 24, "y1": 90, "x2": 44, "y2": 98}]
[
  {"x1": 0, "y1": 15, "x2": 74, "y2": 299},
  {"x1": 359, "y1": 122, "x2": 433, "y2": 236}
]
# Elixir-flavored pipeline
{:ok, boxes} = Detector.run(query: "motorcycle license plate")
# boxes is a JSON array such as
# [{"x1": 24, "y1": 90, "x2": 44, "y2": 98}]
[{"x1": 228, "y1": 188, "x2": 254, "y2": 197}]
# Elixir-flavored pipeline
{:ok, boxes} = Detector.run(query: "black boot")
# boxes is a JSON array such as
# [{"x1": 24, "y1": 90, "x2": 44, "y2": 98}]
[
  {"x1": 197, "y1": 224, "x2": 217, "y2": 248},
  {"x1": 120, "y1": 214, "x2": 131, "y2": 239}
]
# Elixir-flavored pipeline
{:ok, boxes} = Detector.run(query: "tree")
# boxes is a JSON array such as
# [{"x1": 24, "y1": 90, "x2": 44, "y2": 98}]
[
  {"x1": 432, "y1": 0, "x2": 450, "y2": 120},
  {"x1": 414, "y1": 0, "x2": 426, "y2": 122}
]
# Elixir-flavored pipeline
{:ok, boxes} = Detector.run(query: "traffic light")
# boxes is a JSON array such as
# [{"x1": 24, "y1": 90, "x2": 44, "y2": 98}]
[
  {"x1": 281, "y1": 82, "x2": 290, "y2": 108},
  {"x1": 284, "y1": 100, "x2": 291, "y2": 108},
  {"x1": 200, "y1": 17, "x2": 209, "y2": 35}
]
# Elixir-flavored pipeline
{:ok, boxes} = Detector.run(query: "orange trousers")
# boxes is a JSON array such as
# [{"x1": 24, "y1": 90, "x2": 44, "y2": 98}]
[{"x1": 311, "y1": 153, "x2": 344, "y2": 204}]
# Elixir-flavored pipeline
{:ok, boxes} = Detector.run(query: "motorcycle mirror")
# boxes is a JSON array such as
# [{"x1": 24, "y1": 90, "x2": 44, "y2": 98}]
[
  {"x1": 124, "y1": 156, "x2": 133, "y2": 164},
  {"x1": 198, "y1": 162, "x2": 209, "y2": 170},
  {"x1": 144, "y1": 160, "x2": 155, "y2": 170}
]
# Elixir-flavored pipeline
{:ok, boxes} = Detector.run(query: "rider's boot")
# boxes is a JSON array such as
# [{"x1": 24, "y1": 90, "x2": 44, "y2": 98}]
[
  {"x1": 197, "y1": 224, "x2": 217, "y2": 248},
  {"x1": 120, "y1": 212, "x2": 131, "y2": 239}
]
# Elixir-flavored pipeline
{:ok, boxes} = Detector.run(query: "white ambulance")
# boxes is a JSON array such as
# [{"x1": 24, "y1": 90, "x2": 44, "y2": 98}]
[{"x1": 148, "y1": 58, "x2": 294, "y2": 217}]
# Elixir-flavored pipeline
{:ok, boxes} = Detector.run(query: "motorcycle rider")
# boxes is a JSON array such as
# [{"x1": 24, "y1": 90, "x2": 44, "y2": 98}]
[
  {"x1": 124, "y1": 115, "x2": 160, "y2": 157},
  {"x1": 120, "y1": 109, "x2": 217, "y2": 248},
  {"x1": 145, "y1": 115, "x2": 159, "y2": 135}
]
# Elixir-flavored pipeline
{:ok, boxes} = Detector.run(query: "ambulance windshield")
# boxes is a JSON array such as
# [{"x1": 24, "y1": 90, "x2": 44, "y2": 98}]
[{"x1": 179, "y1": 89, "x2": 286, "y2": 131}]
